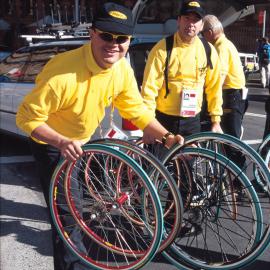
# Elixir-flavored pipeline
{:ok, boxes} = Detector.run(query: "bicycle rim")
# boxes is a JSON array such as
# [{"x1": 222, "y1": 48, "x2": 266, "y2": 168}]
[
  {"x1": 49, "y1": 144, "x2": 163, "y2": 270},
  {"x1": 89, "y1": 138, "x2": 183, "y2": 252},
  {"x1": 162, "y1": 147, "x2": 263, "y2": 270}
]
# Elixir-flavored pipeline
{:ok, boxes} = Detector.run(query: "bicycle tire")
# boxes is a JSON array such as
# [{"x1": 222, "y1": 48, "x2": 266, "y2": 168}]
[
  {"x1": 49, "y1": 143, "x2": 163, "y2": 270},
  {"x1": 254, "y1": 134, "x2": 270, "y2": 184},
  {"x1": 184, "y1": 132, "x2": 270, "y2": 193},
  {"x1": 89, "y1": 138, "x2": 183, "y2": 252},
  {"x1": 162, "y1": 147, "x2": 264, "y2": 270}
]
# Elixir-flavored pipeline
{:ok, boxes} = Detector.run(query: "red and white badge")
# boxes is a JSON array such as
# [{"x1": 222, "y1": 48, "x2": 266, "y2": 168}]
[
  {"x1": 180, "y1": 89, "x2": 197, "y2": 117},
  {"x1": 104, "y1": 124, "x2": 128, "y2": 140}
]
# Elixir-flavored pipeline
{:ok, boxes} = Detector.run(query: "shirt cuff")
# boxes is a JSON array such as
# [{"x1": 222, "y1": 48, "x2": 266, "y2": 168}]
[{"x1": 211, "y1": 115, "x2": 221, "y2": 123}]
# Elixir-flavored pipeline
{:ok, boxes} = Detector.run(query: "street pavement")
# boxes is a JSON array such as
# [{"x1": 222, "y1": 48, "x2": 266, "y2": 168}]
[
  {"x1": 0, "y1": 72, "x2": 269, "y2": 270},
  {"x1": 0, "y1": 162, "x2": 54, "y2": 270}
]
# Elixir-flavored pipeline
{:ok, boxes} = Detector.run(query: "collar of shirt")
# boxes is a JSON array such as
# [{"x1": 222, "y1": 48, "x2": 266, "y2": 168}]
[
  {"x1": 176, "y1": 32, "x2": 198, "y2": 47},
  {"x1": 214, "y1": 33, "x2": 226, "y2": 48},
  {"x1": 84, "y1": 42, "x2": 113, "y2": 76}
]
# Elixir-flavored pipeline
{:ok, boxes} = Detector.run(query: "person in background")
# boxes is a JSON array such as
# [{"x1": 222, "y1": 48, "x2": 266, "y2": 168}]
[
  {"x1": 16, "y1": 3, "x2": 183, "y2": 270},
  {"x1": 141, "y1": 0, "x2": 223, "y2": 237},
  {"x1": 141, "y1": 0, "x2": 223, "y2": 139},
  {"x1": 256, "y1": 37, "x2": 263, "y2": 59},
  {"x1": 202, "y1": 14, "x2": 248, "y2": 170},
  {"x1": 257, "y1": 36, "x2": 270, "y2": 89}
]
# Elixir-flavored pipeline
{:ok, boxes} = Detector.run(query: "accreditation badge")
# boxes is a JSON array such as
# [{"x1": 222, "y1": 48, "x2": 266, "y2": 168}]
[
  {"x1": 104, "y1": 123, "x2": 128, "y2": 140},
  {"x1": 180, "y1": 89, "x2": 197, "y2": 117}
]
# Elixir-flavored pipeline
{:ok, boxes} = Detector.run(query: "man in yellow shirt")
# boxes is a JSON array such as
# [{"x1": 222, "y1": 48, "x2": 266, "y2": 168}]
[
  {"x1": 141, "y1": 0, "x2": 223, "y2": 137},
  {"x1": 141, "y1": 0, "x2": 222, "y2": 238},
  {"x1": 202, "y1": 15, "x2": 247, "y2": 168},
  {"x1": 16, "y1": 3, "x2": 183, "y2": 270}
]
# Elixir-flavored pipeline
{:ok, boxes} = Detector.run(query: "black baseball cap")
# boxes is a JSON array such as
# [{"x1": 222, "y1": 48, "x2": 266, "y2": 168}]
[
  {"x1": 180, "y1": 1, "x2": 205, "y2": 18},
  {"x1": 92, "y1": 2, "x2": 133, "y2": 35}
]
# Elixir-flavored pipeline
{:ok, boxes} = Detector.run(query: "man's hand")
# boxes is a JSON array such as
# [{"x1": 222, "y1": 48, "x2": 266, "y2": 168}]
[
  {"x1": 31, "y1": 124, "x2": 84, "y2": 162},
  {"x1": 59, "y1": 139, "x2": 84, "y2": 162},
  {"x1": 142, "y1": 132, "x2": 184, "y2": 148},
  {"x1": 211, "y1": 122, "x2": 223, "y2": 133},
  {"x1": 163, "y1": 134, "x2": 184, "y2": 149},
  {"x1": 142, "y1": 118, "x2": 184, "y2": 148}
]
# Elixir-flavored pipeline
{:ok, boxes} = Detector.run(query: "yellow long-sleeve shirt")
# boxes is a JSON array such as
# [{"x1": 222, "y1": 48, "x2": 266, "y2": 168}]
[
  {"x1": 16, "y1": 43, "x2": 153, "y2": 144},
  {"x1": 142, "y1": 33, "x2": 223, "y2": 123},
  {"x1": 214, "y1": 34, "x2": 246, "y2": 90}
]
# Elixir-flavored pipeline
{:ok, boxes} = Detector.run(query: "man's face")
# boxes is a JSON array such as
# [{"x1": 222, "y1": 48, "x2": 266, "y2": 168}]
[
  {"x1": 177, "y1": 13, "x2": 203, "y2": 42},
  {"x1": 90, "y1": 28, "x2": 130, "y2": 69}
]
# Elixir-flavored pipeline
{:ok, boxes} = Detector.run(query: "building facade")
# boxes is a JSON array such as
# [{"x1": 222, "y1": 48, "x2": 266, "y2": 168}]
[
  {"x1": 0, "y1": 0, "x2": 137, "y2": 50},
  {"x1": 226, "y1": 3, "x2": 270, "y2": 53}
]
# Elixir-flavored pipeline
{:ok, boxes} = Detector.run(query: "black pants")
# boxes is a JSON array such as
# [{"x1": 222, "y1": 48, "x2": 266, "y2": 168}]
[
  {"x1": 156, "y1": 110, "x2": 201, "y2": 137},
  {"x1": 155, "y1": 111, "x2": 201, "y2": 212},
  {"x1": 221, "y1": 89, "x2": 248, "y2": 169},
  {"x1": 29, "y1": 139, "x2": 90, "y2": 270}
]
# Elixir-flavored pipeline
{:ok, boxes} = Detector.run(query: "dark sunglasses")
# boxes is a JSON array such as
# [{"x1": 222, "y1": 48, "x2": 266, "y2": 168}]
[{"x1": 95, "y1": 29, "x2": 131, "y2": 44}]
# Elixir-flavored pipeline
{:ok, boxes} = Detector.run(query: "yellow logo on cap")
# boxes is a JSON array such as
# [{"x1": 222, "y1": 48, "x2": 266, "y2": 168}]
[
  {"x1": 109, "y1": 11, "x2": 127, "y2": 20},
  {"x1": 188, "y1": 1, "x2": 200, "y2": 7}
]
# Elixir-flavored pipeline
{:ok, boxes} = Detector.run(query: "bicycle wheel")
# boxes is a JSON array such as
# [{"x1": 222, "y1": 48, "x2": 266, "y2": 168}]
[
  {"x1": 183, "y1": 132, "x2": 270, "y2": 240},
  {"x1": 162, "y1": 147, "x2": 264, "y2": 270},
  {"x1": 89, "y1": 138, "x2": 183, "y2": 252},
  {"x1": 254, "y1": 134, "x2": 270, "y2": 184},
  {"x1": 49, "y1": 144, "x2": 163, "y2": 270},
  {"x1": 258, "y1": 134, "x2": 270, "y2": 159},
  {"x1": 184, "y1": 132, "x2": 270, "y2": 194}
]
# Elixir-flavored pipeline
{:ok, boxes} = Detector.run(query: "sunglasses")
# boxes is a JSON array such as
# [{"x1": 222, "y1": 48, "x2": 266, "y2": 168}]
[{"x1": 95, "y1": 29, "x2": 131, "y2": 44}]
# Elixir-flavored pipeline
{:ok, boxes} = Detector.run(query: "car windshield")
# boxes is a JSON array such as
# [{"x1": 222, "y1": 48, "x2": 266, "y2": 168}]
[{"x1": 0, "y1": 44, "x2": 83, "y2": 83}]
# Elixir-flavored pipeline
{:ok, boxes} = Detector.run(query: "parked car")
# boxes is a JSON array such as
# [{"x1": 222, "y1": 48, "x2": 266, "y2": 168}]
[
  {"x1": 239, "y1": 52, "x2": 259, "y2": 79},
  {"x1": 0, "y1": 0, "x2": 255, "y2": 138},
  {"x1": 0, "y1": 39, "x2": 89, "y2": 137}
]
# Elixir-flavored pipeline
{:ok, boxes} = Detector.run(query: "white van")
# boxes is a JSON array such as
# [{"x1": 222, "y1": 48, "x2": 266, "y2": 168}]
[{"x1": 239, "y1": 52, "x2": 259, "y2": 79}]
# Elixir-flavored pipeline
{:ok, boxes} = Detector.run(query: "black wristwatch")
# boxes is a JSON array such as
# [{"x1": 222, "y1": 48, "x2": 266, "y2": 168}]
[{"x1": 162, "y1": 132, "x2": 173, "y2": 146}]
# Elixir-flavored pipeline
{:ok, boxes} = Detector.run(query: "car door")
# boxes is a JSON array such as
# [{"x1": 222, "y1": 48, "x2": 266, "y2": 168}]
[
  {"x1": 0, "y1": 48, "x2": 30, "y2": 134},
  {"x1": 0, "y1": 43, "x2": 85, "y2": 137}
]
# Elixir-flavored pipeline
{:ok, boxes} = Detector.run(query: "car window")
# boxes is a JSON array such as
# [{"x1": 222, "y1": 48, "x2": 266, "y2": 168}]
[
  {"x1": 128, "y1": 42, "x2": 155, "y2": 87},
  {"x1": 0, "y1": 44, "x2": 83, "y2": 83}
]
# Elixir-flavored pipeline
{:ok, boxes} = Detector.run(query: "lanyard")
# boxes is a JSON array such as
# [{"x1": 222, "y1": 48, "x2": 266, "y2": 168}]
[{"x1": 97, "y1": 68, "x2": 116, "y2": 138}]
